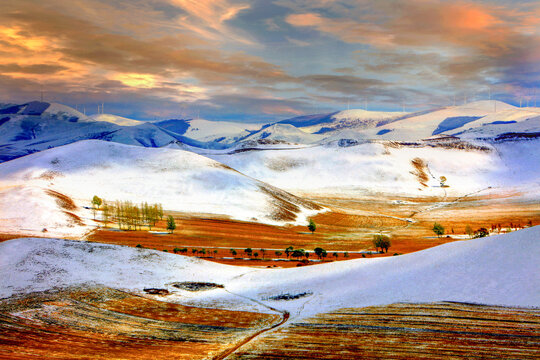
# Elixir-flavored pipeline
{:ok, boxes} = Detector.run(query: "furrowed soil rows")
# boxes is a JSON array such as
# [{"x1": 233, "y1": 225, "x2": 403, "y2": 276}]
[
  {"x1": 0, "y1": 286, "x2": 281, "y2": 360},
  {"x1": 229, "y1": 302, "x2": 540, "y2": 359}
]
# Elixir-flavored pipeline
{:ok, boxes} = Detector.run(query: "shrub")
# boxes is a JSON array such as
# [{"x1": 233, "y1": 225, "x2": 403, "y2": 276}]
[
  {"x1": 372, "y1": 234, "x2": 391, "y2": 253},
  {"x1": 307, "y1": 219, "x2": 316, "y2": 234},
  {"x1": 432, "y1": 222, "x2": 444, "y2": 237},
  {"x1": 474, "y1": 227, "x2": 489, "y2": 238},
  {"x1": 167, "y1": 215, "x2": 176, "y2": 234}
]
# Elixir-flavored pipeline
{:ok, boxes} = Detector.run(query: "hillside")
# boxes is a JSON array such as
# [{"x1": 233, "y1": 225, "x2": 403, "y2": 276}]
[
  {"x1": 1, "y1": 226, "x2": 538, "y2": 313},
  {"x1": 241, "y1": 123, "x2": 324, "y2": 144},
  {"x1": 89, "y1": 114, "x2": 144, "y2": 126},
  {"x1": 275, "y1": 109, "x2": 407, "y2": 134},
  {"x1": 362, "y1": 101, "x2": 519, "y2": 141},
  {"x1": 155, "y1": 118, "x2": 264, "y2": 145},
  {"x1": 0, "y1": 140, "x2": 322, "y2": 238},
  {"x1": 2, "y1": 100, "x2": 539, "y2": 162},
  {"x1": 210, "y1": 138, "x2": 540, "y2": 197}
]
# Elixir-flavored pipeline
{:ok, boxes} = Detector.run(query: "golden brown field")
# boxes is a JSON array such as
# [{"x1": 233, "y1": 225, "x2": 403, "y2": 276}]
[
  {"x1": 0, "y1": 286, "x2": 281, "y2": 360},
  {"x1": 229, "y1": 302, "x2": 540, "y2": 359},
  {"x1": 78, "y1": 190, "x2": 540, "y2": 268}
]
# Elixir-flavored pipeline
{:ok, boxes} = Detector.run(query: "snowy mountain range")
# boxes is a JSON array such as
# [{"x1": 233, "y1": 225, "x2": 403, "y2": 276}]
[{"x1": 1, "y1": 100, "x2": 539, "y2": 163}]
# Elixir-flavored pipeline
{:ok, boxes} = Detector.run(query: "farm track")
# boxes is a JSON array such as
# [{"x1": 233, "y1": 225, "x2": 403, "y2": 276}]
[{"x1": 213, "y1": 288, "x2": 292, "y2": 360}]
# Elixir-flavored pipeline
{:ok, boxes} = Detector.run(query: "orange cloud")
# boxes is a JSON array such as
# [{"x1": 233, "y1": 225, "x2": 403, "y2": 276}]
[
  {"x1": 261, "y1": 104, "x2": 304, "y2": 115},
  {"x1": 286, "y1": 13, "x2": 394, "y2": 46},
  {"x1": 445, "y1": 4, "x2": 499, "y2": 30},
  {"x1": 285, "y1": 0, "x2": 537, "y2": 57},
  {"x1": 169, "y1": 0, "x2": 252, "y2": 43}
]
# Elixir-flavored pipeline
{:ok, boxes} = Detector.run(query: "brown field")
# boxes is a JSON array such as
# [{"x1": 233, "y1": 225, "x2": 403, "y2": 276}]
[
  {"x1": 79, "y1": 190, "x2": 539, "y2": 268},
  {"x1": 0, "y1": 286, "x2": 281, "y2": 360},
  {"x1": 230, "y1": 302, "x2": 540, "y2": 359},
  {"x1": 0, "y1": 189, "x2": 533, "y2": 268},
  {"x1": 1, "y1": 187, "x2": 537, "y2": 270}
]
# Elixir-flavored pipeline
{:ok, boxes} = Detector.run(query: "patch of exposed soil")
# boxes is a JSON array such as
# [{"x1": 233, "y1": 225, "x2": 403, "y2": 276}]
[
  {"x1": 38, "y1": 170, "x2": 63, "y2": 180},
  {"x1": 265, "y1": 291, "x2": 313, "y2": 301},
  {"x1": 259, "y1": 184, "x2": 322, "y2": 222},
  {"x1": 410, "y1": 157, "x2": 429, "y2": 187},
  {"x1": 63, "y1": 211, "x2": 84, "y2": 226},
  {"x1": 266, "y1": 157, "x2": 309, "y2": 172},
  {"x1": 46, "y1": 189, "x2": 77, "y2": 211},
  {"x1": 143, "y1": 288, "x2": 170, "y2": 295},
  {"x1": 172, "y1": 282, "x2": 225, "y2": 291}
]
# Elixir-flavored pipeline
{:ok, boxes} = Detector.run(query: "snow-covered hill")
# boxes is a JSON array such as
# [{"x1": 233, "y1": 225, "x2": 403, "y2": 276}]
[
  {"x1": 2, "y1": 100, "x2": 539, "y2": 162},
  {"x1": 1, "y1": 226, "x2": 538, "y2": 317},
  {"x1": 241, "y1": 123, "x2": 324, "y2": 144},
  {"x1": 0, "y1": 102, "x2": 180, "y2": 162},
  {"x1": 275, "y1": 110, "x2": 407, "y2": 134},
  {"x1": 210, "y1": 135, "x2": 540, "y2": 199},
  {"x1": 89, "y1": 114, "x2": 144, "y2": 126},
  {"x1": 363, "y1": 101, "x2": 520, "y2": 141},
  {"x1": 155, "y1": 118, "x2": 264, "y2": 145},
  {"x1": 0, "y1": 140, "x2": 322, "y2": 237}
]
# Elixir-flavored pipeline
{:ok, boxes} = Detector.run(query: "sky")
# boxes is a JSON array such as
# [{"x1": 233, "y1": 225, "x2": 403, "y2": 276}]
[{"x1": 0, "y1": 0, "x2": 538, "y2": 122}]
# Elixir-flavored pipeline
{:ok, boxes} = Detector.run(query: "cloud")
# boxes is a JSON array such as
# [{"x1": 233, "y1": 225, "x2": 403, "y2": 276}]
[
  {"x1": 167, "y1": 0, "x2": 253, "y2": 43},
  {"x1": 0, "y1": 0, "x2": 537, "y2": 119},
  {"x1": 284, "y1": 0, "x2": 539, "y2": 101},
  {"x1": 300, "y1": 74, "x2": 388, "y2": 95},
  {"x1": 0, "y1": 63, "x2": 68, "y2": 74},
  {"x1": 0, "y1": 1, "x2": 294, "y2": 100}
]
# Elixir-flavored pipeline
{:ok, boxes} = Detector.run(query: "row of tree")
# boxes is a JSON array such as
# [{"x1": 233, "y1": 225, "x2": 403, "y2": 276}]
[
  {"x1": 91, "y1": 195, "x2": 164, "y2": 231},
  {"x1": 433, "y1": 222, "x2": 527, "y2": 239},
  {"x1": 224, "y1": 246, "x2": 348, "y2": 261}
]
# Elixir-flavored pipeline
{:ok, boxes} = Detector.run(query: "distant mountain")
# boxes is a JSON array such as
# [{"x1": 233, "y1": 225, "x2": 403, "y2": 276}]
[
  {"x1": 275, "y1": 109, "x2": 407, "y2": 134},
  {"x1": 89, "y1": 114, "x2": 144, "y2": 126},
  {"x1": 2, "y1": 100, "x2": 538, "y2": 163},
  {"x1": 363, "y1": 100, "x2": 519, "y2": 141},
  {"x1": 0, "y1": 101, "x2": 179, "y2": 162},
  {"x1": 154, "y1": 118, "x2": 263, "y2": 145},
  {"x1": 241, "y1": 123, "x2": 324, "y2": 144}
]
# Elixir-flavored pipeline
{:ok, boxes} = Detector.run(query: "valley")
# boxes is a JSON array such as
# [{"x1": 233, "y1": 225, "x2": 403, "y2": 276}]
[{"x1": 1, "y1": 100, "x2": 539, "y2": 359}]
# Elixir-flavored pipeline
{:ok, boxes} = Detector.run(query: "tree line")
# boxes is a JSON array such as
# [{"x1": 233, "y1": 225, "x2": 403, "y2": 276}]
[{"x1": 92, "y1": 195, "x2": 164, "y2": 231}]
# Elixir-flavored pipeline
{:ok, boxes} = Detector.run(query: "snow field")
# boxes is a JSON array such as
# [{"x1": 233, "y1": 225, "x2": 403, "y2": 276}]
[{"x1": 1, "y1": 226, "x2": 538, "y2": 320}]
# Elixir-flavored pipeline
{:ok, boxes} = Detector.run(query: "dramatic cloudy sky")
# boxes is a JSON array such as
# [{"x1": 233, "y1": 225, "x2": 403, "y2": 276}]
[{"x1": 0, "y1": 0, "x2": 538, "y2": 121}]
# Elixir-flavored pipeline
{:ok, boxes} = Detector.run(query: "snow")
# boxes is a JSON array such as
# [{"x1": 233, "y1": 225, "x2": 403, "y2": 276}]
[
  {"x1": 457, "y1": 114, "x2": 540, "y2": 139},
  {"x1": 209, "y1": 140, "x2": 512, "y2": 197},
  {"x1": 182, "y1": 119, "x2": 264, "y2": 144},
  {"x1": 89, "y1": 114, "x2": 144, "y2": 126},
  {"x1": 2, "y1": 100, "x2": 538, "y2": 164},
  {"x1": 44, "y1": 102, "x2": 89, "y2": 120},
  {"x1": 1, "y1": 226, "x2": 538, "y2": 318},
  {"x1": 242, "y1": 123, "x2": 324, "y2": 144},
  {"x1": 279, "y1": 109, "x2": 407, "y2": 135},
  {"x1": 364, "y1": 101, "x2": 517, "y2": 141},
  {"x1": 0, "y1": 105, "x2": 180, "y2": 163},
  {"x1": 0, "y1": 140, "x2": 321, "y2": 238}
]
